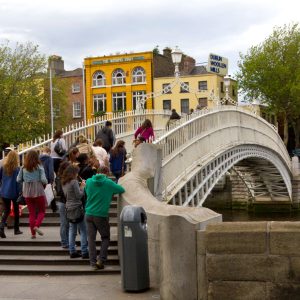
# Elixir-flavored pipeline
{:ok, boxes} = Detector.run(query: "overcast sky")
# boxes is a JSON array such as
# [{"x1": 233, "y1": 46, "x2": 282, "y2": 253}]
[{"x1": 0, "y1": 0, "x2": 299, "y2": 76}]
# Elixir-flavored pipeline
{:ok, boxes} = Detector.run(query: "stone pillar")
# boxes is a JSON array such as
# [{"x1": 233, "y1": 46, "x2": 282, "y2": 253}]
[
  {"x1": 291, "y1": 157, "x2": 300, "y2": 209},
  {"x1": 159, "y1": 215, "x2": 198, "y2": 300},
  {"x1": 292, "y1": 178, "x2": 300, "y2": 209}
]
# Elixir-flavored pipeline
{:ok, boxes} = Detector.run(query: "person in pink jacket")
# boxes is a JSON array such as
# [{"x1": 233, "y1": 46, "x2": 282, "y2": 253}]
[{"x1": 134, "y1": 119, "x2": 154, "y2": 142}]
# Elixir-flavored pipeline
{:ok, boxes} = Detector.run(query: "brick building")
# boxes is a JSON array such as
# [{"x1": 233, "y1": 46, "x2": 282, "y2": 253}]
[{"x1": 48, "y1": 56, "x2": 84, "y2": 128}]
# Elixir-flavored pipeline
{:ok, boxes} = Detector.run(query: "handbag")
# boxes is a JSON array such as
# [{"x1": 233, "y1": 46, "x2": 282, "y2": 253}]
[
  {"x1": 44, "y1": 184, "x2": 54, "y2": 206},
  {"x1": 16, "y1": 194, "x2": 26, "y2": 205},
  {"x1": 66, "y1": 206, "x2": 84, "y2": 224}
]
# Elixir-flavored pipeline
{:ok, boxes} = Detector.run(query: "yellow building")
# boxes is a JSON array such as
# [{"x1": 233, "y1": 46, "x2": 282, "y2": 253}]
[
  {"x1": 153, "y1": 66, "x2": 237, "y2": 113},
  {"x1": 84, "y1": 52, "x2": 153, "y2": 119}
]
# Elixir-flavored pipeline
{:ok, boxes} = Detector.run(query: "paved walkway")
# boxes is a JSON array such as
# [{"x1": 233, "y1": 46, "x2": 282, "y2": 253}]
[{"x1": 0, "y1": 275, "x2": 160, "y2": 300}]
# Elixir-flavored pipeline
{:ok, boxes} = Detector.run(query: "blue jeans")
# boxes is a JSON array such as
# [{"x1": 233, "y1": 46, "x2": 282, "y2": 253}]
[
  {"x1": 57, "y1": 201, "x2": 69, "y2": 247},
  {"x1": 69, "y1": 219, "x2": 88, "y2": 255}
]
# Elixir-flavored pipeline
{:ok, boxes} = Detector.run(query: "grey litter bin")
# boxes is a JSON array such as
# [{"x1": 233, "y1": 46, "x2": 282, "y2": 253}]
[{"x1": 120, "y1": 205, "x2": 149, "y2": 292}]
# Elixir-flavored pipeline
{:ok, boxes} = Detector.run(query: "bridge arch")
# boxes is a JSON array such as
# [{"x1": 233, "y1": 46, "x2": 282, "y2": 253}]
[
  {"x1": 168, "y1": 144, "x2": 291, "y2": 207},
  {"x1": 153, "y1": 106, "x2": 292, "y2": 206}
]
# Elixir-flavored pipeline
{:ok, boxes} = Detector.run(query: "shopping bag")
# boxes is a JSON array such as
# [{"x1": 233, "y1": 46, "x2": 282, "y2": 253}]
[{"x1": 44, "y1": 184, "x2": 54, "y2": 206}]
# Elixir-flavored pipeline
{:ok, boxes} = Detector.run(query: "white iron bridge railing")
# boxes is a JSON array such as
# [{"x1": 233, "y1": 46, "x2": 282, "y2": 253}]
[
  {"x1": 153, "y1": 105, "x2": 290, "y2": 169},
  {"x1": 12, "y1": 106, "x2": 227, "y2": 160},
  {"x1": 14, "y1": 109, "x2": 171, "y2": 161}
]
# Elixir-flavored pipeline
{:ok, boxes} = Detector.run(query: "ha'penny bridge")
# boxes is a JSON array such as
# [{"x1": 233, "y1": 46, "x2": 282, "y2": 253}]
[{"x1": 1, "y1": 107, "x2": 299, "y2": 300}]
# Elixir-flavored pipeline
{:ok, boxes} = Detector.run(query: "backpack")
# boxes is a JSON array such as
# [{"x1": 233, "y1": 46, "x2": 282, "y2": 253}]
[{"x1": 54, "y1": 139, "x2": 66, "y2": 157}]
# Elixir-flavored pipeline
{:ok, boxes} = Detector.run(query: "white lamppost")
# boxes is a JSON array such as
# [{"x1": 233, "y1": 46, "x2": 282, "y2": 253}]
[
  {"x1": 223, "y1": 74, "x2": 231, "y2": 101},
  {"x1": 171, "y1": 46, "x2": 183, "y2": 78},
  {"x1": 136, "y1": 46, "x2": 183, "y2": 112},
  {"x1": 209, "y1": 74, "x2": 237, "y2": 106}
]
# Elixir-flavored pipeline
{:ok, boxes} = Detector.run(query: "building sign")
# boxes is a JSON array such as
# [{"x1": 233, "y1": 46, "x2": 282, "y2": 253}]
[
  {"x1": 92, "y1": 56, "x2": 145, "y2": 65},
  {"x1": 207, "y1": 53, "x2": 228, "y2": 75}
]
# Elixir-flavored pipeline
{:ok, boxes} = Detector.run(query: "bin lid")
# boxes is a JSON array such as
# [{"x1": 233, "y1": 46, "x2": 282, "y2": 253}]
[{"x1": 120, "y1": 205, "x2": 147, "y2": 223}]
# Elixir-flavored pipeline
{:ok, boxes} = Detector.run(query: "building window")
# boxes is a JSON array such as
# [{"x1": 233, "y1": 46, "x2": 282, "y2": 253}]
[
  {"x1": 112, "y1": 69, "x2": 126, "y2": 85},
  {"x1": 180, "y1": 82, "x2": 189, "y2": 93},
  {"x1": 72, "y1": 83, "x2": 80, "y2": 93},
  {"x1": 220, "y1": 82, "x2": 224, "y2": 93},
  {"x1": 93, "y1": 94, "x2": 106, "y2": 113},
  {"x1": 181, "y1": 99, "x2": 189, "y2": 114},
  {"x1": 132, "y1": 91, "x2": 146, "y2": 110},
  {"x1": 163, "y1": 100, "x2": 171, "y2": 110},
  {"x1": 198, "y1": 81, "x2": 207, "y2": 91},
  {"x1": 92, "y1": 71, "x2": 106, "y2": 87},
  {"x1": 198, "y1": 97, "x2": 208, "y2": 109},
  {"x1": 232, "y1": 87, "x2": 236, "y2": 96},
  {"x1": 162, "y1": 83, "x2": 172, "y2": 94},
  {"x1": 73, "y1": 102, "x2": 81, "y2": 118},
  {"x1": 112, "y1": 92, "x2": 126, "y2": 111},
  {"x1": 132, "y1": 67, "x2": 146, "y2": 83}
]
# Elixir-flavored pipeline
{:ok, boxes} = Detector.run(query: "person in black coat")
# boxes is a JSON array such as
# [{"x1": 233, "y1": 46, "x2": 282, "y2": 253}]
[
  {"x1": 77, "y1": 153, "x2": 95, "y2": 181},
  {"x1": 39, "y1": 147, "x2": 54, "y2": 184},
  {"x1": 169, "y1": 109, "x2": 181, "y2": 120},
  {"x1": 95, "y1": 121, "x2": 115, "y2": 153}
]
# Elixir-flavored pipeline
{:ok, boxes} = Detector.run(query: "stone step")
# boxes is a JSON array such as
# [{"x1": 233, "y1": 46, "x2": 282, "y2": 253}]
[
  {"x1": 0, "y1": 245, "x2": 118, "y2": 256},
  {"x1": 0, "y1": 264, "x2": 121, "y2": 275},
  {"x1": 21, "y1": 209, "x2": 118, "y2": 219},
  {"x1": 0, "y1": 239, "x2": 118, "y2": 247},
  {"x1": 2, "y1": 196, "x2": 121, "y2": 276},
  {"x1": 19, "y1": 217, "x2": 118, "y2": 227},
  {"x1": 0, "y1": 254, "x2": 119, "y2": 265}
]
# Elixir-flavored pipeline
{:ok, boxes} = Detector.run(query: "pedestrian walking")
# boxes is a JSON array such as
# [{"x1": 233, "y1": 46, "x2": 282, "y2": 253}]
[
  {"x1": 50, "y1": 130, "x2": 67, "y2": 174},
  {"x1": 55, "y1": 161, "x2": 71, "y2": 249},
  {"x1": 109, "y1": 140, "x2": 127, "y2": 182},
  {"x1": 17, "y1": 150, "x2": 48, "y2": 239},
  {"x1": 0, "y1": 150, "x2": 23, "y2": 238},
  {"x1": 62, "y1": 164, "x2": 88, "y2": 259},
  {"x1": 77, "y1": 153, "x2": 96, "y2": 180},
  {"x1": 76, "y1": 135, "x2": 93, "y2": 157},
  {"x1": 95, "y1": 121, "x2": 115, "y2": 153},
  {"x1": 39, "y1": 146, "x2": 56, "y2": 212},
  {"x1": 134, "y1": 119, "x2": 154, "y2": 142},
  {"x1": 91, "y1": 139, "x2": 109, "y2": 168},
  {"x1": 85, "y1": 166, "x2": 125, "y2": 270},
  {"x1": 167, "y1": 108, "x2": 181, "y2": 129},
  {"x1": 67, "y1": 147, "x2": 80, "y2": 165}
]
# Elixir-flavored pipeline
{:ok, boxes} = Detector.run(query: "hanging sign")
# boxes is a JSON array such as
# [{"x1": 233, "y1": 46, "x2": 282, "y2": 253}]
[{"x1": 207, "y1": 53, "x2": 228, "y2": 75}]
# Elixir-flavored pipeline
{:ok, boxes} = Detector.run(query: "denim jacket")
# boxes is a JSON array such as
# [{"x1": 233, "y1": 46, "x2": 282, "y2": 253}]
[{"x1": 17, "y1": 165, "x2": 47, "y2": 184}]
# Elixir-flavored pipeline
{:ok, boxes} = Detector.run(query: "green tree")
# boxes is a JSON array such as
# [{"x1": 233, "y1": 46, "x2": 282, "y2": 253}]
[
  {"x1": 0, "y1": 41, "x2": 47, "y2": 146},
  {"x1": 236, "y1": 23, "x2": 300, "y2": 146},
  {"x1": 153, "y1": 45, "x2": 160, "y2": 55}
]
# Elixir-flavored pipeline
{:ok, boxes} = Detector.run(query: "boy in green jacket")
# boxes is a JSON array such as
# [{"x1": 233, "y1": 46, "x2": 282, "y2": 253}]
[{"x1": 85, "y1": 166, "x2": 125, "y2": 270}]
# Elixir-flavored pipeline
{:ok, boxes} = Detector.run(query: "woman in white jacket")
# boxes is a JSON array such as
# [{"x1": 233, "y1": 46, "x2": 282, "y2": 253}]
[{"x1": 91, "y1": 139, "x2": 109, "y2": 168}]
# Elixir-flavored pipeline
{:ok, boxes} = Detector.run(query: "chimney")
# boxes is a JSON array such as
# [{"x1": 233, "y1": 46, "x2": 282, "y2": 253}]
[
  {"x1": 182, "y1": 56, "x2": 196, "y2": 74},
  {"x1": 163, "y1": 47, "x2": 172, "y2": 58},
  {"x1": 48, "y1": 55, "x2": 65, "y2": 75}
]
